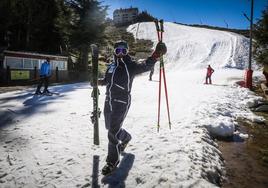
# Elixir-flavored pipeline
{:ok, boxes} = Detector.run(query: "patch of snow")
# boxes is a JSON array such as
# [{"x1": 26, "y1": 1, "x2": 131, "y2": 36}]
[
  {"x1": 239, "y1": 133, "x2": 249, "y2": 139},
  {"x1": 203, "y1": 116, "x2": 235, "y2": 137}
]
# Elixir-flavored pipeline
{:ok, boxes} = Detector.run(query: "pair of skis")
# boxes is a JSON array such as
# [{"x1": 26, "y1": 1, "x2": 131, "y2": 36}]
[{"x1": 154, "y1": 19, "x2": 171, "y2": 132}]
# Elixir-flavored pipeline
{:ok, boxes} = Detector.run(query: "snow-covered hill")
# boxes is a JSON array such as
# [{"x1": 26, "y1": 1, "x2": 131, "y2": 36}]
[
  {"x1": 0, "y1": 22, "x2": 264, "y2": 187},
  {"x1": 128, "y1": 22, "x2": 251, "y2": 70}
]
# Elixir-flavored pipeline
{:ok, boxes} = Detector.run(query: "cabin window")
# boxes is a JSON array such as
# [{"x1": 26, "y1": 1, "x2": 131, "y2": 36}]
[
  {"x1": 6, "y1": 57, "x2": 23, "y2": 69},
  {"x1": 5, "y1": 55, "x2": 67, "y2": 70},
  {"x1": 52, "y1": 61, "x2": 66, "y2": 70},
  {"x1": 32, "y1": 59, "x2": 39, "y2": 69},
  {"x1": 23, "y1": 58, "x2": 33, "y2": 69}
]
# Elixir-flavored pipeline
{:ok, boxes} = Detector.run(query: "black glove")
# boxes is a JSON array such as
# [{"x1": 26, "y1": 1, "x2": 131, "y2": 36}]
[
  {"x1": 155, "y1": 42, "x2": 167, "y2": 55},
  {"x1": 152, "y1": 42, "x2": 167, "y2": 59}
]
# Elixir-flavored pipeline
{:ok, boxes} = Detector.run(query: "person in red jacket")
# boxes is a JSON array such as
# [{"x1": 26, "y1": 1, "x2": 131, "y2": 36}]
[{"x1": 205, "y1": 65, "x2": 214, "y2": 84}]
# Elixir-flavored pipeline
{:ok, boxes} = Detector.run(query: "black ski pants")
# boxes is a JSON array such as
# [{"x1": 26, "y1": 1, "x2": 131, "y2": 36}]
[
  {"x1": 149, "y1": 65, "x2": 155, "y2": 80},
  {"x1": 36, "y1": 76, "x2": 49, "y2": 93},
  {"x1": 206, "y1": 75, "x2": 212, "y2": 84},
  {"x1": 104, "y1": 97, "x2": 131, "y2": 165}
]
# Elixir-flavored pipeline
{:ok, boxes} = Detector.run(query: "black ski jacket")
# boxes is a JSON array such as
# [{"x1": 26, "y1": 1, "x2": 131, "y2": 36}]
[{"x1": 102, "y1": 55, "x2": 156, "y2": 111}]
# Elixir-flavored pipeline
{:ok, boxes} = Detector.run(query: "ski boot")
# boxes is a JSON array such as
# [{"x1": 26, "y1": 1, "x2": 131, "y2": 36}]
[
  {"x1": 119, "y1": 135, "x2": 132, "y2": 153},
  {"x1": 43, "y1": 90, "x2": 52, "y2": 96},
  {"x1": 119, "y1": 143, "x2": 128, "y2": 153},
  {"x1": 101, "y1": 162, "x2": 118, "y2": 176},
  {"x1": 35, "y1": 91, "x2": 42, "y2": 95}
]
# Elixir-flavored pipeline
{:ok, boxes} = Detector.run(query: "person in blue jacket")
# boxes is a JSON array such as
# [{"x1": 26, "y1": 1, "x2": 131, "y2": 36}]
[
  {"x1": 99, "y1": 40, "x2": 167, "y2": 175},
  {"x1": 35, "y1": 58, "x2": 51, "y2": 94}
]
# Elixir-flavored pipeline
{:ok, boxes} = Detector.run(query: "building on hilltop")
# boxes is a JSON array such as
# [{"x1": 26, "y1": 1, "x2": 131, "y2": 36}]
[{"x1": 113, "y1": 7, "x2": 139, "y2": 25}]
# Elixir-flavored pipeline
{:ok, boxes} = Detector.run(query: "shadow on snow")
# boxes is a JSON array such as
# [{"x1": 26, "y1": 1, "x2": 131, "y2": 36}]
[
  {"x1": 101, "y1": 153, "x2": 135, "y2": 188},
  {"x1": 0, "y1": 82, "x2": 92, "y2": 131}
]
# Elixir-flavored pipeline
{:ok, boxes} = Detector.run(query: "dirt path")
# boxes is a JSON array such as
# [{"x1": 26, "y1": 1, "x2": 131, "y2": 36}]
[{"x1": 218, "y1": 120, "x2": 268, "y2": 188}]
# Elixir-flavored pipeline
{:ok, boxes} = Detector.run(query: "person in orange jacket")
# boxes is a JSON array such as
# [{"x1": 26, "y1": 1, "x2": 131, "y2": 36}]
[{"x1": 205, "y1": 65, "x2": 214, "y2": 84}]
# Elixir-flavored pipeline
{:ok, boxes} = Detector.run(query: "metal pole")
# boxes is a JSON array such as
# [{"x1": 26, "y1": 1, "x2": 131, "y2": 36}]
[
  {"x1": 244, "y1": 0, "x2": 254, "y2": 89},
  {"x1": 248, "y1": 0, "x2": 254, "y2": 70}
]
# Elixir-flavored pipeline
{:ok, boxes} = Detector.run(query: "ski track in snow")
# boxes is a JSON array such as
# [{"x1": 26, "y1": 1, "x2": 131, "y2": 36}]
[{"x1": 0, "y1": 22, "x2": 264, "y2": 187}]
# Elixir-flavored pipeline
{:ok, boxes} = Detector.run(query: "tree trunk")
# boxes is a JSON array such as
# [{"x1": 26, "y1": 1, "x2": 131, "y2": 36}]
[
  {"x1": 25, "y1": 2, "x2": 32, "y2": 49},
  {"x1": 81, "y1": 45, "x2": 89, "y2": 71}
]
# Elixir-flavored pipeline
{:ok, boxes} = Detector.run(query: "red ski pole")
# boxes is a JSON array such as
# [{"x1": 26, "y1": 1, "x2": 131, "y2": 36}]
[
  {"x1": 155, "y1": 19, "x2": 172, "y2": 131},
  {"x1": 157, "y1": 68, "x2": 162, "y2": 132},
  {"x1": 162, "y1": 66, "x2": 171, "y2": 129},
  {"x1": 155, "y1": 19, "x2": 162, "y2": 132},
  {"x1": 159, "y1": 20, "x2": 171, "y2": 129}
]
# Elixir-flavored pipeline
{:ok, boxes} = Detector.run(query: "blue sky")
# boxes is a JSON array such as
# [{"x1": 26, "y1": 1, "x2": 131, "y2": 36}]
[{"x1": 102, "y1": 0, "x2": 268, "y2": 29}]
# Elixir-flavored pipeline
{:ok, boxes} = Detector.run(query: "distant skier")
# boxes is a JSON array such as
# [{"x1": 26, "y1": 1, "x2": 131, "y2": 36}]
[
  {"x1": 35, "y1": 58, "x2": 51, "y2": 94},
  {"x1": 98, "y1": 40, "x2": 167, "y2": 175},
  {"x1": 205, "y1": 65, "x2": 214, "y2": 84}
]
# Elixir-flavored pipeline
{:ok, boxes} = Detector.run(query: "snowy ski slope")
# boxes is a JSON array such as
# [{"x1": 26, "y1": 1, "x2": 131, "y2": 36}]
[{"x1": 128, "y1": 22, "x2": 251, "y2": 70}]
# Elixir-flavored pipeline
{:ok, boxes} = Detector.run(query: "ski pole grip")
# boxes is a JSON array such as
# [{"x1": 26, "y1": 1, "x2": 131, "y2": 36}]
[
  {"x1": 154, "y1": 19, "x2": 160, "y2": 31},
  {"x1": 160, "y1": 19, "x2": 164, "y2": 32}
]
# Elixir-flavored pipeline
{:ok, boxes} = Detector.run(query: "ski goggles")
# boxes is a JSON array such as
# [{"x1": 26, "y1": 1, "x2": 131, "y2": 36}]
[{"x1": 114, "y1": 48, "x2": 128, "y2": 56}]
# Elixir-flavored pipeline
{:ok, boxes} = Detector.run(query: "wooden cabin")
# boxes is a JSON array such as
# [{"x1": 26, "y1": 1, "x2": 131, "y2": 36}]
[{"x1": 0, "y1": 50, "x2": 69, "y2": 85}]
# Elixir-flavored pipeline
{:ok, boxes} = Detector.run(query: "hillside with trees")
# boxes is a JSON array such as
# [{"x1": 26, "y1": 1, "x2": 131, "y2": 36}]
[
  {"x1": 2, "y1": 0, "x2": 266, "y2": 74},
  {"x1": 0, "y1": 0, "x2": 107, "y2": 72}
]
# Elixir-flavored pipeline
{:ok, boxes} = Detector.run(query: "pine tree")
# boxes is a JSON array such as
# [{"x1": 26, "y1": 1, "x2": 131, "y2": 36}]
[
  {"x1": 53, "y1": 0, "x2": 73, "y2": 54},
  {"x1": 67, "y1": 0, "x2": 107, "y2": 71},
  {"x1": 254, "y1": 6, "x2": 268, "y2": 65},
  {"x1": 0, "y1": 0, "x2": 11, "y2": 49},
  {"x1": 0, "y1": 0, "x2": 108, "y2": 72},
  {"x1": 136, "y1": 11, "x2": 156, "y2": 22},
  {"x1": 0, "y1": 0, "x2": 73, "y2": 54}
]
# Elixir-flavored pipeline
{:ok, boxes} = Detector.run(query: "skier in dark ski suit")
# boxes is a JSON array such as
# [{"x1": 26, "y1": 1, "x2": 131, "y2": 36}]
[{"x1": 99, "y1": 41, "x2": 167, "y2": 175}]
